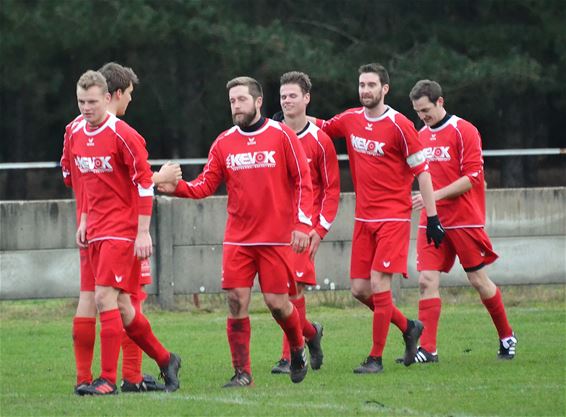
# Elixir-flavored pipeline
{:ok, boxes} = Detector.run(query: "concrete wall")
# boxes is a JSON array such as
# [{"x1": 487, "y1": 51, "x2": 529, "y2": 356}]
[{"x1": 1, "y1": 188, "x2": 565, "y2": 308}]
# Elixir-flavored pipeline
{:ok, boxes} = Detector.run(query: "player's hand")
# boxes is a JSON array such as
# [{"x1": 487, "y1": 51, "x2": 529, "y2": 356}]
[
  {"x1": 290, "y1": 230, "x2": 310, "y2": 254},
  {"x1": 412, "y1": 192, "x2": 425, "y2": 210},
  {"x1": 308, "y1": 229, "x2": 322, "y2": 261},
  {"x1": 426, "y1": 215, "x2": 446, "y2": 249},
  {"x1": 156, "y1": 161, "x2": 182, "y2": 185},
  {"x1": 157, "y1": 181, "x2": 178, "y2": 194},
  {"x1": 75, "y1": 222, "x2": 88, "y2": 248},
  {"x1": 135, "y1": 230, "x2": 153, "y2": 259}
]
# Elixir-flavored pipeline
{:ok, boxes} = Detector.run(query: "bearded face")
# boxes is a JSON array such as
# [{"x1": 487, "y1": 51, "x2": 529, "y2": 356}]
[
  {"x1": 358, "y1": 72, "x2": 386, "y2": 110},
  {"x1": 232, "y1": 107, "x2": 258, "y2": 128}
]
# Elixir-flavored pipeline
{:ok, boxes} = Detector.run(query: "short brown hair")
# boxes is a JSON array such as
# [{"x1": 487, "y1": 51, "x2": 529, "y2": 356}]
[
  {"x1": 98, "y1": 62, "x2": 139, "y2": 94},
  {"x1": 409, "y1": 79, "x2": 443, "y2": 103},
  {"x1": 226, "y1": 76, "x2": 263, "y2": 100},
  {"x1": 280, "y1": 71, "x2": 312, "y2": 94},
  {"x1": 77, "y1": 70, "x2": 108, "y2": 93},
  {"x1": 358, "y1": 63, "x2": 390, "y2": 86}
]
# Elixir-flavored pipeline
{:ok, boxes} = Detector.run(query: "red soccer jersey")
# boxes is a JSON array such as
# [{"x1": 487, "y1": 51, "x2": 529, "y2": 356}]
[
  {"x1": 174, "y1": 118, "x2": 313, "y2": 245},
  {"x1": 61, "y1": 115, "x2": 87, "y2": 224},
  {"x1": 418, "y1": 115, "x2": 485, "y2": 228},
  {"x1": 320, "y1": 106, "x2": 428, "y2": 221},
  {"x1": 65, "y1": 113, "x2": 154, "y2": 242},
  {"x1": 297, "y1": 122, "x2": 340, "y2": 239}
]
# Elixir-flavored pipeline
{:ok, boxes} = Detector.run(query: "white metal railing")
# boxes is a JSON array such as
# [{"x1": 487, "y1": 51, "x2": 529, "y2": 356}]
[{"x1": 0, "y1": 148, "x2": 564, "y2": 170}]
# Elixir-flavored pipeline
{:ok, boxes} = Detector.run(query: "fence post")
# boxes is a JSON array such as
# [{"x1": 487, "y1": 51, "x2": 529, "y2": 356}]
[{"x1": 155, "y1": 197, "x2": 175, "y2": 310}]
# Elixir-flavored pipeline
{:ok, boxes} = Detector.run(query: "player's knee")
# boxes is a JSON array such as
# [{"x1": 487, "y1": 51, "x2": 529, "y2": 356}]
[
  {"x1": 269, "y1": 306, "x2": 286, "y2": 320},
  {"x1": 467, "y1": 271, "x2": 493, "y2": 293},
  {"x1": 418, "y1": 273, "x2": 432, "y2": 293},
  {"x1": 226, "y1": 292, "x2": 244, "y2": 316},
  {"x1": 418, "y1": 271, "x2": 439, "y2": 295},
  {"x1": 350, "y1": 286, "x2": 368, "y2": 301}
]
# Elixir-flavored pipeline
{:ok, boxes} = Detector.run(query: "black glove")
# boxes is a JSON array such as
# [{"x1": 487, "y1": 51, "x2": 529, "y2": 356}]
[{"x1": 426, "y1": 215, "x2": 445, "y2": 249}]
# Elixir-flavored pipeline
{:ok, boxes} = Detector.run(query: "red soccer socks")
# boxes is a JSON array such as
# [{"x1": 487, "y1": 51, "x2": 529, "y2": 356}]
[
  {"x1": 369, "y1": 291, "x2": 394, "y2": 357},
  {"x1": 121, "y1": 292, "x2": 143, "y2": 383},
  {"x1": 280, "y1": 297, "x2": 316, "y2": 359},
  {"x1": 72, "y1": 316, "x2": 96, "y2": 385},
  {"x1": 293, "y1": 296, "x2": 317, "y2": 340},
  {"x1": 418, "y1": 297, "x2": 441, "y2": 353},
  {"x1": 99, "y1": 309, "x2": 123, "y2": 384},
  {"x1": 124, "y1": 312, "x2": 170, "y2": 368},
  {"x1": 121, "y1": 331, "x2": 143, "y2": 384},
  {"x1": 226, "y1": 317, "x2": 252, "y2": 375},
  {"x1": 275, "y1": 305, "x2": 304, "y2": 351},
  {"x1": 359, "y1": 295, "x2": 408, "y2": 333},
  {"x1": 482, "y1": 287, "x2": 513, "y2": 339},
  {"x1": 390, "y1": 305, "x2": 408, "y2": 333}
]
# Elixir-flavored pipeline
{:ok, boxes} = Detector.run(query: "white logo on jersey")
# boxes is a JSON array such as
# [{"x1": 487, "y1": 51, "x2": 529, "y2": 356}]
[
  {"x1": 226, "y1": 151, "x2": 276, "y2": 171},
  {"x1": 423, "y1": 146, "x2": 451, "y2": 161},
  {"x1": 365, "y1": 123, "x2": 373, "y2": 131},
  {"x1": 480, "y1": 250, "x2": 486, "y2": 257},
  {"x1": 296, "y1": 271, "x2": 304, "y2": 278},
  {"x1": 383, "y1": 261, "x2": 391, "y2": 268},
  {"x1": 307, "y1": 158, "x2": 312, "y2": 164},
  {"x1": 350, "y1": 134, "x2": 385, "y2": 157},
  {"x1": 430, "y1": 133, "x2": 437, "y2": 141},
  {"x1": 114, "y1": 275, "x2": 123, "y2": 283},
  {"x1": 74, "y1": 156, "x2": 113, "y2": 173},
  {"x1": 87, "y1": 138, "x2": 95, "y2": 147},
  {"x1": 247, "y1": 137, "x2": 256, "y2": 146}
]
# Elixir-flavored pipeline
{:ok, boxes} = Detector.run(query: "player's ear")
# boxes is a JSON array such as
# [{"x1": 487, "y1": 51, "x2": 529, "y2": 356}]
[
  {"x1": 256, "y1": 95, "x2": 263, "y2": 108},
  {"x1": 382, "y1": 84, "x2": 390, "y2": 95},
  {"x1": 437, "y1": 96, "x2": 444, "y2": 107},
  {"x1": 304, "y1": 92, "x2": 311, "y2": 105}
]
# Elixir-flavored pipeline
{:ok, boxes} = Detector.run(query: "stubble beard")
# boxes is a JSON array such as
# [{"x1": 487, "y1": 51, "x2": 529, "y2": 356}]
[
  {"x1": 233, "y1": 108, "x2": 257, "y2": 128},
  {"x1": 359, "y1": 92, "x2": 382, "y2": 110}
]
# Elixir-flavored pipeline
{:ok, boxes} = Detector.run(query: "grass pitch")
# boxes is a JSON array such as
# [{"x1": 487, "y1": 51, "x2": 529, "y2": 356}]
[{"x1": 1, "y1": 287, "x2": 565, "y2": 417}]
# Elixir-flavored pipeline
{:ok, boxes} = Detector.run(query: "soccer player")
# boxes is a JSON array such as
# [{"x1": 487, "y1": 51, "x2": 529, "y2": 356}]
[
  {"x1": 64, "y1": 70, "x2": 181, "y2": 395},
  {"x1": 61, "y1": 63, "x2": 181, "y2": 394},
  {"x1": 314, "y1": 63, "x2": 445, "y2": 374},
  {"x1": 407, "y1": 79, "x2": 516, "y2": 363},
  {"x1": 270, "y1": 71, "x2": 340, "y2": 374},
  {"x1": 158, "y1": 76, "x2": 313, "y2": 387}
]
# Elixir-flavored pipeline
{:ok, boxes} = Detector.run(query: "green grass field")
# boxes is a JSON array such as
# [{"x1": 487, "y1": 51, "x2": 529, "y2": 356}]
[{"x1": 1, "y1": 288, "x2": 565, "y2": 417}]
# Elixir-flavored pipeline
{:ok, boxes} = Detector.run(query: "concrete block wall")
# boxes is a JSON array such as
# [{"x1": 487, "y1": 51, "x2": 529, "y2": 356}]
[{"x1": 1, "y1": 188, "x2": 564, "y2": 308}]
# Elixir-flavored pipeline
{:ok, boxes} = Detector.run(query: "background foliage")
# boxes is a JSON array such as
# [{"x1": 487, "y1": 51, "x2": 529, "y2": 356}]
[{"x1": 1, "y1": 0, "x2": 564, "y2": 198}]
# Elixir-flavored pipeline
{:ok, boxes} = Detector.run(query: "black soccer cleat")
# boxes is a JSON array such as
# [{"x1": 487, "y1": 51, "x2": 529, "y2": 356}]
[
  {"x1": 121, "y1": 374, "x2": 166, "y2": 392},
  {"x1": 396, "y1": 346, "x2": 439, "y2": 364},
  {"x1": 159, "y1": 352, "x2": 181, "y2": 392},
  {"x1": 223, "y1": 370, "x2": 254, "y2": 388},
  {"x1": 415, "y1": 346, "x2": 439, "y2": 363},
  {"x1": 353, "y1": 356, "x2": 383, "y2": 374},
  {"x1": 289, "y1": 346, "x2": 308, "y2": 383},
  {"x1": 271, "y1": 358, "x2": 290, "y2": 374},
  {"x1": 81, "y1": 378, "x2": 118, "y2": 396},
  {"x1": 497, "y1": 333, "x2": 517, "y2": 360},
  {"x1": 306, "y1": 322, "x2": 324, "y2": 370},
  {"x1": 402, "y1": 319, "x2": 424, "y2": 366},
  {"x1": 74, "y1": 382, "x2": 90, "y2": 396}
]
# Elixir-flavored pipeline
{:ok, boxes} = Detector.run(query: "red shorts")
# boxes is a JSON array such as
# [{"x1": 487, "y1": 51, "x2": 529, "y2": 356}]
[
  {"x1": 88, "y1": 239, "x2": 141, "y2": 294},
  {"x1": 140, "y1": 258, "x2": 152, "y2": 285},
  {"x1": 416, "y1": 227, "x2": 499, "y2": 273},
  {"x1": 293, "y1": 251, "x2": 316, "y2": 286},
  {"x1": 350, "y1": 221, "x2": 411, "y2": 279},
  {"x1": 79, "y1": 247, "x2": 95, "y2": 292},
  {"x1": 222, "y1": 245, "x2": 296, "y2": 294},
  {"x1": 131, "y1": 286, "x2": 148, "y2": 304}
]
